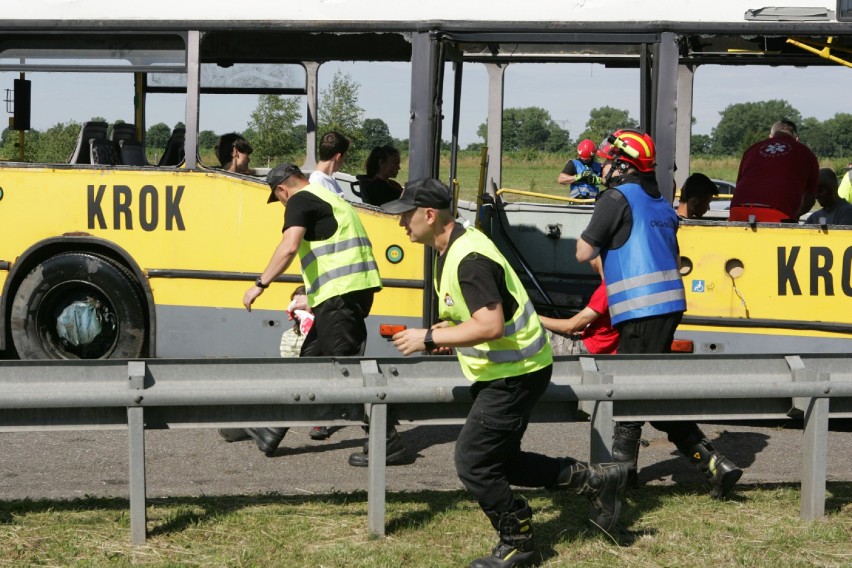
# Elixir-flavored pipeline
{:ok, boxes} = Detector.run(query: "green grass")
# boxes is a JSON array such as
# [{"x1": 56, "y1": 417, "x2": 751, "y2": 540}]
[{"x1": 1, "y1": 484, "x2": 849, "y2": 567}]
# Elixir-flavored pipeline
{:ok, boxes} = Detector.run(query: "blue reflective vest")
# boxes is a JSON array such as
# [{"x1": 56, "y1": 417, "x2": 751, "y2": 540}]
[
  {"x1": 569, "y1": 159, "x2": 603, "y2": 199},
  {"x1": 602, "y1": 183, "x2": 686, "y2": 326}
]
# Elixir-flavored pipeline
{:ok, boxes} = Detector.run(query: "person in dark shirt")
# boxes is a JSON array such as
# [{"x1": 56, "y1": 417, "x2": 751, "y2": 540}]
[
  {"x1": 361, "y1": 145, "x2": 404, "y2": 206},
  {"x1": 383, "y1": 178, "x2": 627, "y2": 568}
]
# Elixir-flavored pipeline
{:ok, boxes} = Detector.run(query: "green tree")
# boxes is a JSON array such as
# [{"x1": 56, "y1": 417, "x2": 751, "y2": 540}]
[
  {"x1": 146, "y1": 122, "x2": 171, "y2": 149},
  {"x1": 476, "y1": 107, "x2": 570, "y2": 152},
  {"x1": 710, "y1": 100, "x2": 801, "y2": 156},
  {"x1": 809, "y1": 113, "x2": 852, "y2": 158},
  {"x1": 198, "y1": 130, "x2": 219, "y2": 149},
  {"x1": 0, "y1": 127, "x2": 41, "y2": 161},
  {"x1": 247, "y1": 94, "x2": 303, "y2": 162},
  {"x1": 691, "y1": 134, "x2": 713, "y2": 156},
  {"x1": 319, "y1": 70, "x2": 365, "y2": 162},
  {"x1": 34, "y1": 121, "x2": 80, "y2": 163},
  {"x1": 576, "y1": 107, "x2": 638, "y2": 144},
  {"x1": 361, "y1": 118, "x2": 394, "y2": 151}
]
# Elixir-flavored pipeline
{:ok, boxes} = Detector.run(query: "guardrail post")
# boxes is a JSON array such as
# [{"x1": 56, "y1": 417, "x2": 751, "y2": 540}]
[
  {"x1": 580, "y1": 357, "x2": 614, "y2": 464},
  {"x1": 127, "y1": 361, "x2": 148, "y2": 544},
  {"x1": 800, "y1": 367, "x2": 830, "y2": 521},
  {"x1": 362, "y1": 360, "x2": 387, "y2": 537}
]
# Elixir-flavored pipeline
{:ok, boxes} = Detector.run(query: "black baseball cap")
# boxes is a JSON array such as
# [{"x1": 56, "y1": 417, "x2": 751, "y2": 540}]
[
  {"x1": 382, "y1": 178, "x2": 452, "y2": 214},
  {"x1": 266, "y1": 163, "x2": 303, "y2": 203}
]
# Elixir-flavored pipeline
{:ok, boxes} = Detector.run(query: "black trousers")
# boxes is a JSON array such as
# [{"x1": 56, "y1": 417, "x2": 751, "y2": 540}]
[
  {"x1": 300, "y1": 288, "x2": 375, "y2": 357},
  {"x1": 454, "y1": 365, "x2": 561, "y2": 515},
  {"x1": 616, "y1": 311, "x2": 702, "y2": 446}
]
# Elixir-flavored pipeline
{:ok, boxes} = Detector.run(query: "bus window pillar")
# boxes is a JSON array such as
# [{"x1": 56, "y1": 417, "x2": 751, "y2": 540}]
[
  {"x1": 485, "y1": 63, "x2": 506, "y2": 197},
  {"x1": 408, "y1": 31, "x2": 441, "y2": 181},
  {"x1": 303, "y1": 61, "x2": 319, "y2": 171},
  {"x1": 183, "y1": 30, "x2": 201, "y2": 170},
  {"x1": 675, "y1": 64, "x2": 696, "y2": 191},
  {"x1": 652, "y1": 31, "x2": 679, "y2": 203}
]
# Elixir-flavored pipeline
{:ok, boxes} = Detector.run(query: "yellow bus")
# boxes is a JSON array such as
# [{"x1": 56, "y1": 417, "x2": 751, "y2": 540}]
[{"x1": 1, "y1": 2, "x2": 851, "y2": 359}]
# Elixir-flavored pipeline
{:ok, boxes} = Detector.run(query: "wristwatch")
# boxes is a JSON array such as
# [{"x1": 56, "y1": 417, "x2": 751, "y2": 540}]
[
  {"x1": 255, "y1": 276, "x2": 269, "y2": 289},
  {"x1": 424, "y1": 329, "x2": 437, "y2": 351}
]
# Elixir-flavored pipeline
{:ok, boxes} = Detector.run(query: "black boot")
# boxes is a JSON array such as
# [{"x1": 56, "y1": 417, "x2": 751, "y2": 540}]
[
  {"x1": 470, "y1": 498, "x2": 535, "y2": 568},
  {"x1": 347, "y1": 428, "x2": 408, "y2": 467},
  {"x1": 246, "y1": 427, "x2": 288, "y2": 457},
  {"x1": 557, "y1": 458, "x2": 628, "y2": 531},
  {"x1": 681, "y1": 438, "x2": 743, "y2": 499},
  {"x1": 612, "y1": 423, "x2": 643, "y2": 488}
]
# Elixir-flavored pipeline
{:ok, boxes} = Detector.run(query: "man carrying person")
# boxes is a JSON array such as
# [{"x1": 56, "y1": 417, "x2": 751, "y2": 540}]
[
  {"x1": 240, "y1": 163, "x2": 408, "y2": 464},
  {"x1": 577, "y1": 129, "x2": 743, "y2": 498},
  {"x1": 383, "y1": 178, "x2": 627, "y2": 568}
]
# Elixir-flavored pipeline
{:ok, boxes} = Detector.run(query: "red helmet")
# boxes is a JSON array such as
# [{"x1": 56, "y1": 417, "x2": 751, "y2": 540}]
[
  {"x1": 596, "y1": 129, "x2": 656, "y2": 173},
  {"x1": 577, "y1": 139, "x2": 597, "y2": 161}
]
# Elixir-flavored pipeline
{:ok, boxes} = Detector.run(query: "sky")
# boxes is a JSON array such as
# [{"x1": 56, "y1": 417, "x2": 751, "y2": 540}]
[{"x1": 4, "y1": 61, "x2": 850, "y2": 149}]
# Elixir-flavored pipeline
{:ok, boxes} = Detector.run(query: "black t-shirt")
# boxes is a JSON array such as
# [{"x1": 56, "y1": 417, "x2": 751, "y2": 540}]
[
  {"x1": 561, "y1": 160, "x2": 580, "y2": 176},
  {"x1": 581, "y1": 173, "x2": 661, "y2": 251},
  {"x1": 435, "y1": 223, "x2": 518, "y2": 319},
  {"x1": 363, "y1": 178, "x2": 403, "y2": 206},
  {"x1": 282, "y1": 189, "x2": 338, "y2": 240}
]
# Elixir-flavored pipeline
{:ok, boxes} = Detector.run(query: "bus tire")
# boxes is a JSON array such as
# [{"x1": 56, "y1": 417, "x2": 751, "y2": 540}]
[{"x1": 10, "y1": 252, "x2": 147, "y2": 359}]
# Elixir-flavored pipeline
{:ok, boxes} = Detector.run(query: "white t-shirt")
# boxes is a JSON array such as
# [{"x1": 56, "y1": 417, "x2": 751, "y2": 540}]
[{"x1": 309, "y1": 170, "x2": 345, "y2": 197}]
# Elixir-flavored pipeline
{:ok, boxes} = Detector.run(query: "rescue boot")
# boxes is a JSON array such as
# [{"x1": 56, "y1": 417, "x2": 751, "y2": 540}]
[
  {"x1": 245, "y1": 427, "x2": 288, "y2": 457},
  {"x1": 556, "y1": 458, "x2": 628, "y2": 531},
  {"x1": 682, "y1": 438, "x2": 743, "y2": 499},
  {"x1": 470, "y1": 498, "x2": 535, "y2": 568},
  {"x1": 612, "y1": 423, "x2": 643, "y2": 488},
  {"x1": 347, "y1": 427, "x2": 408, "y2": 466}
]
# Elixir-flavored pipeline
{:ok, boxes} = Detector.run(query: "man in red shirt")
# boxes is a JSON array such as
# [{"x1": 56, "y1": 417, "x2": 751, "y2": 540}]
[
  {"x1": 729, "y1": 119, "x2": 818, "y2": 222},
  {"x1": 539, "y1": 257, "x2": 619, "y2": 355}
]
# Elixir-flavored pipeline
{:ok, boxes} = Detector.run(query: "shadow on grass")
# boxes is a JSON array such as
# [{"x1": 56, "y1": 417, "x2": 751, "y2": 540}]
[{"x1": 1, "y1": 481, "x2": 849, "y2": 547}]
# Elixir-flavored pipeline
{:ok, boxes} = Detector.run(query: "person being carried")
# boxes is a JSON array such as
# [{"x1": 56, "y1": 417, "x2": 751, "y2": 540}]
[
  {"x1": 309, "y1": 131, "x2": 349, "y2": 197},
  {"x1": 804, "y1": 167, "x2": 852, "y2": 226},
  {"x1": 729, "y1": 119, "x2": 818, "y2": 222},
  {"x1": 383, "y1": 178, "x2": 627, "y2": 568},
  {"x1": 676, "y1": 172, "x2": 718, "y2": 220},
  {"x1": 539, "y1": 257, "x2": 618, "y2": 355},
  {"x1": 240, "y1": 163, "x2": 408, "y2": 464},
  {"x1": 577, "y1": 128, "x2": 743, "y2": 498},
  {"x1": 280, "y1": 285, "x2": 314, "y2": 358},
  {"x1": 558, "y1": 139, "x2": 603, "y2": 199},
  {"x1": 215, "y1": 133, "x2": 256, "y2": 175},
  {"x1": 360, "y1": 145, "x2": 404, "y2": 206}
]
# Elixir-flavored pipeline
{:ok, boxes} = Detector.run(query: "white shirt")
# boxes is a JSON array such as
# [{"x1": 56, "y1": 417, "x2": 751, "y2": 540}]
[{"x1": 309, "y1": 170, "x2": 345, "y2": 197}]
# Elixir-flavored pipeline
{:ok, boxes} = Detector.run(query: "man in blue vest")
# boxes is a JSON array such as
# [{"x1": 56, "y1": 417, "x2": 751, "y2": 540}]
[
  {"x1": 558, "y1": 138, "x2": 603, "y2": 199},
  {"x1": 384, "y1": 178, "x2": 627, "y2": 568},
  {"x1": 576, "y1": 129, "x2": 743, "y2": 498},
  {"x1": 237, "y1": 163, "x2": 408, "y2": 464}
]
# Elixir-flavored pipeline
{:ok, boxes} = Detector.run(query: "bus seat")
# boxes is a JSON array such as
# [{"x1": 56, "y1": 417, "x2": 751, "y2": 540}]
[
  {"x1": 119, "y1": 139, "x2": 148, "y2": 166},
  {"x1": 157, "y1": 127, "x2": 185, "y2": 166},
  {"x1": 110, "y1": 123, "x2": 137, "y2": 143},
  {"x1": 89, "y1": 139, "x2": 120, "y2": 166},
  {"x1": 68, "y1": 121, "x2": 108, "y2": 164},
  {"x1": 353, "y1": 174, "x2": 368, "y2": 201}
]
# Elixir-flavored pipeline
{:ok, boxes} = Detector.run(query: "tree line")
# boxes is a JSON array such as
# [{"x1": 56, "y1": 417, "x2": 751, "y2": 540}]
[{"x1": 2, "y1": 71, "x2": 849, "y2": 165}]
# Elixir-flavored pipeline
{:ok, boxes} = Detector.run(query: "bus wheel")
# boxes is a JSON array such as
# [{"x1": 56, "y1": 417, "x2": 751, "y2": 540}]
[{"x1": 10, "y1": 252, "x2": 147, "y2": 359}]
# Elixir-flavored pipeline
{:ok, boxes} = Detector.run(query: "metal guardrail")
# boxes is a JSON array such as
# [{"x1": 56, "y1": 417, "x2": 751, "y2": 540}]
[{"x1": 1, "y1": 353, "x2": 850, "y2": 544}]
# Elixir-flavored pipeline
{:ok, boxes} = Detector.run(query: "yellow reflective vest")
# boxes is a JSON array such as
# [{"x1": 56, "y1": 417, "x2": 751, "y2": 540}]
[
  {"x1": 298, "y1": 185, "x2": 382, "y2": 306},
  {"x1": 434, "y1": 226, "x2": 551, "y2": 382}
]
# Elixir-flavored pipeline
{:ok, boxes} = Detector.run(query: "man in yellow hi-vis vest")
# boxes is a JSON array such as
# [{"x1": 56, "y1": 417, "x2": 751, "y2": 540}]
[
  {"x1": 239, "y1": 163, "x2": 407, "y2": 464},
  {"x1": 383, "y1": 178, "x2": 627, "y2": 568}
]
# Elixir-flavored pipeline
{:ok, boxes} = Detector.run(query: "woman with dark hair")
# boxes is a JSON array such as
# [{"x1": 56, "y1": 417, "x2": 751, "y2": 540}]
[
  {"x1": 215, "y1": 132, "x2": 256, "y2": 174},
  {"x1": 361, "y1": 145, "x2": 403, "y2": 206}
]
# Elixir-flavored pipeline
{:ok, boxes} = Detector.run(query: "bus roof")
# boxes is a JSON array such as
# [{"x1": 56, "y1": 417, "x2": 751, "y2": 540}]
[{"x1": 5, "y1": 0, "x2": 847, "y2": 28}]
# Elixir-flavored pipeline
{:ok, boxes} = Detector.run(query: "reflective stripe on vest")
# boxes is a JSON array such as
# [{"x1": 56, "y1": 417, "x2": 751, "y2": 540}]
[
  {"x1": 297, "y1": 185, "x2": 382, "y2": 305},
  {"x1": 435, "y1": 226, "x2": 551, "y2": 382}
]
